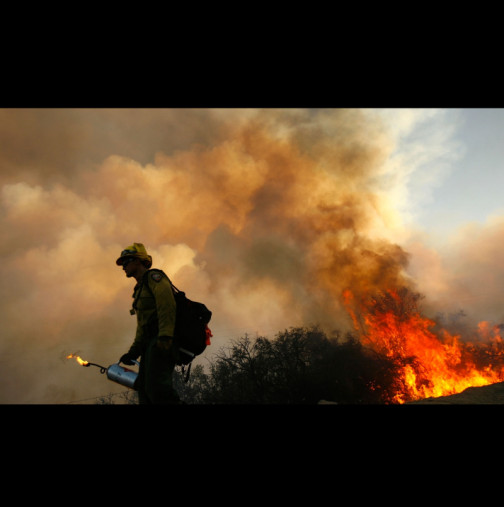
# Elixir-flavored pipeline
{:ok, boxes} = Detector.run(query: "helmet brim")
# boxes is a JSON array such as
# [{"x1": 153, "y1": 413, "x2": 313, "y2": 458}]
[{"x1": 116, "y1": 255, "x2": 135, "y2": 266}]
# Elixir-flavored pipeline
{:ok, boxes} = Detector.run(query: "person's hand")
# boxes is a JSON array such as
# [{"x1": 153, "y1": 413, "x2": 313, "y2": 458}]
[
  {"x1": 119, "y1": 353, "x2": 135, "y2": 365},
  {"x1": 156, "y1": 336, "x2": 173, "y2": 352}
]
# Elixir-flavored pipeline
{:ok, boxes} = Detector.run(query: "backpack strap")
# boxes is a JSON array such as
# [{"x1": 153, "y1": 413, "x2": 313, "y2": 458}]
[{"x1": 146, "y1": 269, "x2": 183, "y2": 296}]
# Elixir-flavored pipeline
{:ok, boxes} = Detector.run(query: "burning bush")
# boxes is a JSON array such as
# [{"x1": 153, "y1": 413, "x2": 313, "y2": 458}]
[{"x1": 344, "y1": 286, "x2": 504, "y2": 403}]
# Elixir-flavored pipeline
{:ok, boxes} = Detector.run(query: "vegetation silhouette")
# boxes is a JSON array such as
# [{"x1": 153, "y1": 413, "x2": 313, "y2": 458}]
[{"x1": 173, "y1": 326, "x2": 402, "y2": 404}]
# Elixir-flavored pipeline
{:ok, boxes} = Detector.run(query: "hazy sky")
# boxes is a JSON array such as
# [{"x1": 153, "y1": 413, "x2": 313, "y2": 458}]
[
  {"x1": 2, "y1": 107, "x2": 504, "y2": 404},
  {"x1": 411, "y1": 108, "x2": 504, "y2": 237}
]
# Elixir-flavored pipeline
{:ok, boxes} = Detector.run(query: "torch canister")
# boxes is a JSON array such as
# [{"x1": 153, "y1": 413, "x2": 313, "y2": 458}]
[{"x1": 106, "y1": 360, "x2": 139, "y2": 389}]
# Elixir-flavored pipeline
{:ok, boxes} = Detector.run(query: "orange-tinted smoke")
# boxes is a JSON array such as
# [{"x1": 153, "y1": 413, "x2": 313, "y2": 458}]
[{"x1": 0, "y1": 108, "x2": 481, "y2": 403}]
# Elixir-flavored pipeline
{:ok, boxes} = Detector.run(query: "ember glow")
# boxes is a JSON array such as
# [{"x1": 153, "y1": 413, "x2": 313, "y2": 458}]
[
  {"x1": 344, "y1": 287, "x2": 504, "y2": 403},
  {"x1": 66, "y1": 354, "x2": 89, "y2": 367}
]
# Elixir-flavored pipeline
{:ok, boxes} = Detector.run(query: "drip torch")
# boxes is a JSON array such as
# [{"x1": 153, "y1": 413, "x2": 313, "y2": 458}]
[{"x1": 67, "y1": 355, "x2": 139, "y2": 389}]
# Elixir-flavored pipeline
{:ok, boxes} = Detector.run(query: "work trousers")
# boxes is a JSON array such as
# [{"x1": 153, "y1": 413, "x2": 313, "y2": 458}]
[{"x1": 134, "y1": 338, "x2": 180, "y2": 404}]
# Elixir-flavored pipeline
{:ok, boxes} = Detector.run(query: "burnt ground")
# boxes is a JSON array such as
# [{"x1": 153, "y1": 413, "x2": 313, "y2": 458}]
[{"x1": 408, "y1": 381, "x2": 504, "y2": 404}]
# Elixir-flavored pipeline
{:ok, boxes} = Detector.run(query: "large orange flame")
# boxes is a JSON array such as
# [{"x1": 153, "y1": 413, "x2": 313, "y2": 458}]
[{"x1": 343, "y1": 288, "x2": 504, "y2": 403}]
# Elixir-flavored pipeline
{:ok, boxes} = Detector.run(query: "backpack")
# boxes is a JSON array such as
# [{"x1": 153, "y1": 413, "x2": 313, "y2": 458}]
[{"x1": 143, "y1": 269, "x2": 212, "y2": 380}]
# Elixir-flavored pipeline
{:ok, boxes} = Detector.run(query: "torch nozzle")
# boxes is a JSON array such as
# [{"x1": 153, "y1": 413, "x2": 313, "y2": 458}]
[{"x1": 87, "y1": 362, "x2": 108, "y2": 374}]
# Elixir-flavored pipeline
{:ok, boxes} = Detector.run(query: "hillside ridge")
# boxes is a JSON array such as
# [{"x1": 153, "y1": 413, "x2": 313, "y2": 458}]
[{"x1": 408, "y1": 381, "x2": 504, "y2": 404}]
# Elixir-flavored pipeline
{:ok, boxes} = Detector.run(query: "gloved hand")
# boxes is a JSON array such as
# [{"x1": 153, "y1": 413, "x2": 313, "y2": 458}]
[
  {"x1": 119, "y1": 353, "x2": 135, "y2": 365},
  {"x1": 156, "y1": 336, "x2": 174, "y2": 352}
]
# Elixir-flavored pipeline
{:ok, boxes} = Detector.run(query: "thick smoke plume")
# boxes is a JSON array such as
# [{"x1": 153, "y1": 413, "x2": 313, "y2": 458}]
[{"x1": 0, "y1": 108, "x2": 499, "y2": 403}]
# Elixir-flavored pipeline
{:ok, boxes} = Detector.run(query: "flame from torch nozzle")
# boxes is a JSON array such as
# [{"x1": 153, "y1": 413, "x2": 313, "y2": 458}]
[
  {"x1": 66, "y1": 354, "x2": 107, "y2": 373},
  {"x1": 66, "y1": 354, "x2": 90, "y2": 367}
]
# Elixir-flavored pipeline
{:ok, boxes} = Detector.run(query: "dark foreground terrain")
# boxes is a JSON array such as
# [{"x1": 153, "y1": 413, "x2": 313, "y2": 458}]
[{"x1": 408, "y1": 381, "x2": 504, "y2": 404}]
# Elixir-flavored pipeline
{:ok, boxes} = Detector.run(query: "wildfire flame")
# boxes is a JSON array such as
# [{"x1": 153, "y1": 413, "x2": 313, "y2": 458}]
[
  {"x1": 66, "y1": 353, "x2": 89, "y2": 367},
  {"x1": 344, "y1": 287, "x2": 504, "y2": 403}
]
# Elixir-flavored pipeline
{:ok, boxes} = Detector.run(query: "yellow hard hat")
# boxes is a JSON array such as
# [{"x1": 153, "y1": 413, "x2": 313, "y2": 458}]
[{"x1": 116, "y1": 243, "x2": 152, "y2": 267}]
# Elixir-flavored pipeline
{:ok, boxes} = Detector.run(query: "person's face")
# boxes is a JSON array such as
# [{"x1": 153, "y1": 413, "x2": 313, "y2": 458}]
[{"x1": 122, "y1": 256, "x2": 140, "y2": 277}]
